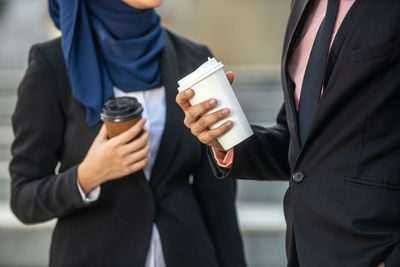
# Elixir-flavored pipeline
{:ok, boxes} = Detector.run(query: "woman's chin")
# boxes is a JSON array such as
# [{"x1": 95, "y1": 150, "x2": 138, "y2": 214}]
[{"x1": 122, "y1": 0, "x2": 163, "y2": 9}]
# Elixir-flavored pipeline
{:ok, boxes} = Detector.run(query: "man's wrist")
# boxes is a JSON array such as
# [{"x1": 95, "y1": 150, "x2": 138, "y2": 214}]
[
  {"x1": 211, "y1": 147, "x2": 234, "y2": 168},
  {"x1": 213, "y1": 146, "x2": 227, "y2": 152}
]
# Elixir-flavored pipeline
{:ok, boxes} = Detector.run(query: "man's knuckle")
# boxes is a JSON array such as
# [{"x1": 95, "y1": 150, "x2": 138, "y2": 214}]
[
  {"x1": 190, "y1": 127, "x2": 197, "y2": 136},
  {"x1": 197, "y1": 118, "x2": 206, "y2": 129},
  {"x1": 188, "y1": 109, "x2": 197, "y2": 119},
  {"x1": 198, "y1": 135, "x2": 206, "y2": 144},
  {"x1": 208, "y1": 130, "x2": 218, "y2": 141},
  {"x1": 184, "y1": 121, "x2": 190, "y2": 128},
  {"x1": 202, "y1": 101, "x2": 210, "y2": 109},
  {"x1": 202, "y1": 133, "x2": 212, "y2": 143}
]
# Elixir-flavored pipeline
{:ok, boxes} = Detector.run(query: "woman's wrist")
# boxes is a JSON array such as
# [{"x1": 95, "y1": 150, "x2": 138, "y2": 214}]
[{"x1": 77, "y1": 162, "x2": 104, "y2": 195}]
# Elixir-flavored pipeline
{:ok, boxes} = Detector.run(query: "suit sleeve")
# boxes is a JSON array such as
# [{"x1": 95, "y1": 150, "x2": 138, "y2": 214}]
[
  {"x1": 9, "y1": 45, "x2": 90, "y2": 224},
  {"x1": 208, "y1": 104, "x2": 291, "y2": 181},
  {"x1": 192, "y1": 146, "x2": 247, "y2": 267}
]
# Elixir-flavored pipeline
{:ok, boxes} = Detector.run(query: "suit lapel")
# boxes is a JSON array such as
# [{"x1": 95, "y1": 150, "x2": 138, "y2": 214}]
[
  {"x1": 150, "y1": 31, "x2": 184, "y2": 188},
  {"x1": 294, "y1": 0, "x2": 365, "y2": 167},
  {"x1": 323, "y1": 0, "x2": 365, "y2": 92},
  {"x1": 282, "y1": 0, "x2": 311, "y2": 62},
  {"x1": 281, "y1": 0, "x2": 311, "y2": 151}
]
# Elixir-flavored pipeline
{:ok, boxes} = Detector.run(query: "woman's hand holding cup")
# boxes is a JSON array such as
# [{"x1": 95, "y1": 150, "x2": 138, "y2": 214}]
[
  {"x1": 175, "y1": 72, "x2": 235, "y2": 150},
  {"x1": 77, "y1": 118, "x2": 150, "y2": 194}
]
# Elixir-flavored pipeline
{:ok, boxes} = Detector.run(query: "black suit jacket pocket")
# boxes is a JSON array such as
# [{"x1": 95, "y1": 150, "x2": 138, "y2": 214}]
[
  {"x1": 344, "y1": 176, "x2": 400, "y2": 208},
  {"x1": 351, "y1": 41, "x2": 400, "y2": 63}
]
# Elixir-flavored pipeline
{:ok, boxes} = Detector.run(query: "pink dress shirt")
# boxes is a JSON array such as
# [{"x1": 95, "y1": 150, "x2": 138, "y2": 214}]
[{"x1": 213, "y1": 0, "x2": 356, "y2": 167}]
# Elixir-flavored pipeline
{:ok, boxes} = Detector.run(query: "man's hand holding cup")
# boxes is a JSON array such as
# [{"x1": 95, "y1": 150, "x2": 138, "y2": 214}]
[
  {"x1": 176, "y1": 58, "x2": 253, "y2": 151},
  {"x1": 175, "y1": 72, "x2": 235, "y2": 151}
]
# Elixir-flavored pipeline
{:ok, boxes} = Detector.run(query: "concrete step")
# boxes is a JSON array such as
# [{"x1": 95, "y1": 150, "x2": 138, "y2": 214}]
[
  {"x1": 0, "y1": 159, "x2": 10, "y2": 200},
  {"x1": 0, "y1": 227, "x2": 52, "y2": 267},
  {"x1": 238, "y1": 180, "x2": 288, "y2": 203},
  {"x1": 0, "y1": 145, "x2": 10, "y2": 161},
  {"x1": 0, "y1": 95, "x2": 16, "y2": 118},
  {"x1": 243, "y1": 232, "x2": 286, "y2": 267},
  {"x1": 0, "y1": 160, "x2": 8, "y2": 179},
  {"x1": 0, "y1": 203, "x2": 55, "y2": 267},
  {"x1": 237, "y1": 202, "x2": 286, "y2": 233},
  {"x1": 0, "y1": 72, "x2": 23, "y2": 92},
  {"x1": 238, "y1": 202, "x2": 286, "y2": 267},
  {"x1": 0, "y1": 115, "x2": 11, "y2": 126},
  {"x1": 0, "y1": 125, "x2": 13, "y2": 146},
  {"x1": 0, "y1": 179, "x2": 9, "y2": 201}
]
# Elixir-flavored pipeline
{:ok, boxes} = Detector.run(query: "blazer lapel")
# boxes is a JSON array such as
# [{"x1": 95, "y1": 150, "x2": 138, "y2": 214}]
[
  {"x1": 281, "y1": 0, "x2": 311, "y2": 151},
  {"x1": 150, "y1": 31, "x2": 185, "y2": 188}
]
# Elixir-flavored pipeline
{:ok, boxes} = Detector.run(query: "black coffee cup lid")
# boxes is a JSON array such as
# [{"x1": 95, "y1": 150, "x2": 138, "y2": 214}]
[{"x1": 100, "y1": 97, "x2": 143, "y2": 122}]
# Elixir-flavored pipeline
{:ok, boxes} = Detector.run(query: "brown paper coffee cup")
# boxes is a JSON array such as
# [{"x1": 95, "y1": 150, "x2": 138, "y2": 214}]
[{"x1": 100, "y1": 97, "x2": 144, "y2": 138}]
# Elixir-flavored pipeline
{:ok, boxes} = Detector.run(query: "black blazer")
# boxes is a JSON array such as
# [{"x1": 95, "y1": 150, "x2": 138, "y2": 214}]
[
  {"x1": 10, "y1": 29, "x2": 246, "y2": 267},
  {"x1": 210, "y1": 1, "x2": 400, "y2": 266}
]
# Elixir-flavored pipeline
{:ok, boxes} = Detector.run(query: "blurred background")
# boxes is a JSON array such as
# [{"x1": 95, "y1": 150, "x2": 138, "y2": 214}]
[{"x1": 0, "y1": 0, "x2": 291, "y2": 266}]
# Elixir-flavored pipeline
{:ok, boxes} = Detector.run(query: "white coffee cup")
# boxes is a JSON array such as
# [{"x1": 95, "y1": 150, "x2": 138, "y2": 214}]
[{"x1": 178, "y1": 57, "x2": 253, "y2": 150}]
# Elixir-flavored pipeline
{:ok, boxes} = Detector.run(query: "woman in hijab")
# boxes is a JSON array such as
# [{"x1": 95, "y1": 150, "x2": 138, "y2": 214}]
[{"x1": 9, "y1": 0, "x2": 247, "y2": 266}]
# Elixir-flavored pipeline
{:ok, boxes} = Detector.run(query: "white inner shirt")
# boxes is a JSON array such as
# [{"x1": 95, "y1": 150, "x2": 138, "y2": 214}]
[{"x1": 78, "y1": 86, "x2": 167, "y2": 267}]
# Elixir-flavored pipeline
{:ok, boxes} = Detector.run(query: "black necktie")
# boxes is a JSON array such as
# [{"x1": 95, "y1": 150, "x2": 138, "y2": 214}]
[{"x1": 298, "y1": 0, "x2": 340, "y2": 145}]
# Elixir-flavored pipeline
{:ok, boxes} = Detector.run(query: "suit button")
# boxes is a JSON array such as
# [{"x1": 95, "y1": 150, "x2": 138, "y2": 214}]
[{"x1": 292, "y1": 171, "x2": 304, "y2": 183}]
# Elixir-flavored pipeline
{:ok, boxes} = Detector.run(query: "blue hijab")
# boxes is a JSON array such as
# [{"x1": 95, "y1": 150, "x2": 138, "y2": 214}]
[{"x1": 49, "y1": 0, "x2": 164, "y2": 126}]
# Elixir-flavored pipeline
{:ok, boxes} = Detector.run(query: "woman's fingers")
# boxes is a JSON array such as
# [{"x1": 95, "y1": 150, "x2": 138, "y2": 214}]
[
  {"x1": 111, "y1": 118, "x2": 147, "y2": 145},
  {"x1": 183, "y1": 98, "x2": 218, "y2": 127},
  {"x1": 127, "y1": 157, "x2": 149, "y2": 174},
  {"x1": 120, "y1": 130, "x2": 150, "y2": 156},
  {"x1": 198, "y1": 120, "x2": 233, "y2": 146},
  {"x1": 126, "y1": 143, "x2": 150, "y2": 165},
  {"x1": 191, "y1": 108, "x2": 230, "y2": 136},
  {"x1": 95, "y1": 124, "x2": 109, "y2": 142},
  {"x1": 175, "y1": 89, "x2": 194, "y2": 112}
]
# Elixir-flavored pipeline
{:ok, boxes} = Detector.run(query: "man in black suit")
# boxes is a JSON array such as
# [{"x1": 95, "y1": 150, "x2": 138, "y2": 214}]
[{"x1": 176, "y1": 0, "x2": 400, "y2": 266}]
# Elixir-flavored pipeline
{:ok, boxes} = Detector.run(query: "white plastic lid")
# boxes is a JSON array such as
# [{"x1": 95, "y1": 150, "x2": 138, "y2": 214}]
[{"x1": 177, "y1": 57, "x2": 224, "y2": 91}]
